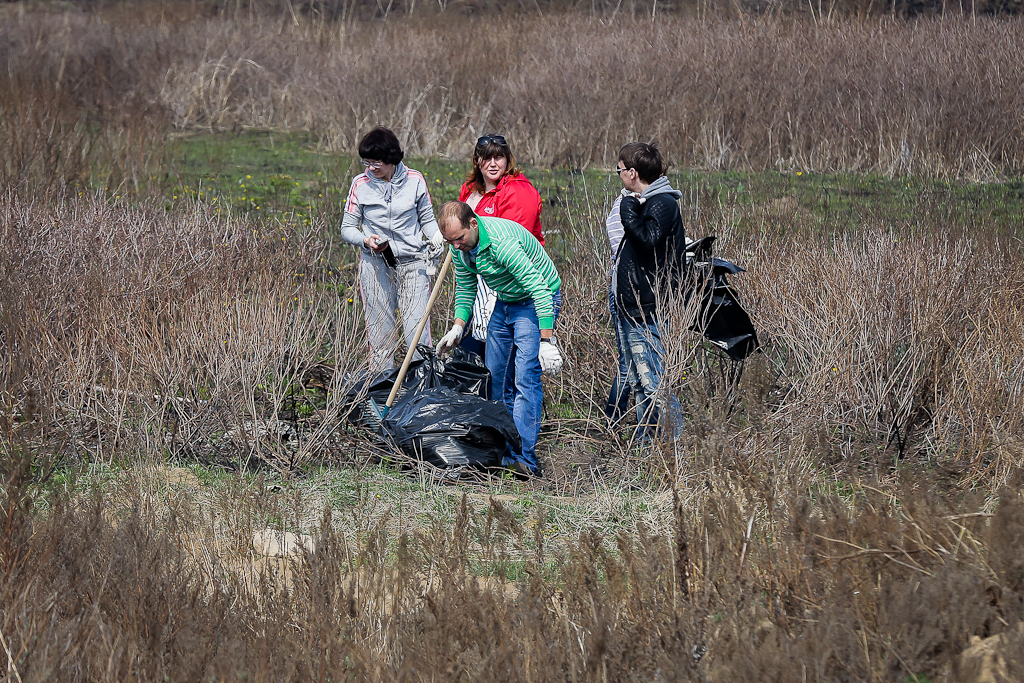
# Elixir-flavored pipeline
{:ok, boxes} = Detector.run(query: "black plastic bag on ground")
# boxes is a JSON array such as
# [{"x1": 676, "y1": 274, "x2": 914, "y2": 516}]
[
  {"x1": 432, "y1": 346, "x2": 490, "y2": 397},
  {"x1": 686, "y1": 236, "x2": 760, "y2": 361},
  {"x1": 342, "y1": 346, "x2": 490, "y2": 426},
  {"x1": 382, "y1": 387, "x2": 520, "y2": 468},
  {"x1": 341, "y1": 358, "x2": 429, "y2": 426}
]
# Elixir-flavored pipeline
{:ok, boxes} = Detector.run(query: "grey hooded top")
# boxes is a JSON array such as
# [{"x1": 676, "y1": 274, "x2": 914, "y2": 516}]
[{"x1": 340, "y1": 162, "x2": 440, "y2": 260}]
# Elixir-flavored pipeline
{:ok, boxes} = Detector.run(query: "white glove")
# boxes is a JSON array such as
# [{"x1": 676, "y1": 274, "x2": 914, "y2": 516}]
[
  {"x1": 538, "y1": 338, "x2": 563, "y2": 375},
  {"x1": 429, "y1": 230, "x2": 445, "y2": 249},
  {"x1": 435, "y1": 324, "x2": 464, "y2": 355}
]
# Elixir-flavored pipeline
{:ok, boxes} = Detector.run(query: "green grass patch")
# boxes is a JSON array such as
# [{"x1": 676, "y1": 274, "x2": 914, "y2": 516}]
[{"x1": 162, "y1": 131, "x2": 1024, "y2": 258}]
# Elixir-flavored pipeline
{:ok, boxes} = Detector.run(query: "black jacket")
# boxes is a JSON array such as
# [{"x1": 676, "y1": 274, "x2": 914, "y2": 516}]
[{"x1": 614, "y1": 192, "x2": 687, "y2": 320}]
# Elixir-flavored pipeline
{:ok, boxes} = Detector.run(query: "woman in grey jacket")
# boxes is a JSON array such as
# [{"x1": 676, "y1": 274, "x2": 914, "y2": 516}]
[{"x1": 340, "y1": 126, "x2": 445, "y2": 371}]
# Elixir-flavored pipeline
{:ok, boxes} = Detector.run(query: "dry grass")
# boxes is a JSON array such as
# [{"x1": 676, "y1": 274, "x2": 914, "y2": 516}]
[
  {"x1": 3, "y1": 429, "x2": 1024, "y2": 680},
  {"x1": 3, "y1": 5, "x2": 1024, "y2": 181},
  {"x1": 3, "y1": 2, "x2": 1024, "y2": 679},
  {"x1": 539, "y1": 174, "x2": 1024, "y2": 490},
  {"x1": 739, "y1": 225, "x2": 1024, "y2": 480},
  {"x1": 2, "y1": 177, "x2": 1022, "y2": 488},
  {"x1": 0, "y1": 193, "x2": 371, "y2": 474}
]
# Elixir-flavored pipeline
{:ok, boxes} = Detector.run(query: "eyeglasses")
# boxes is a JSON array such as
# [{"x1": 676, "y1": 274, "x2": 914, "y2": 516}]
[
  {"x1": 360, "y1": 159, "x2": 385, "y2": 170},
  {"x1": 615, "y1": 166, "x2": 631, "y2": 175},
  {"x1": 476, "y1": 134, "x2": 508, "y2": 148}
]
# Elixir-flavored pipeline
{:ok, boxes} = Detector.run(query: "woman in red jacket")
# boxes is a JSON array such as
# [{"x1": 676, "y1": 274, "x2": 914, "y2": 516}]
[
  {"x1": 457, "y1": 134, "x2": 546, "y2": 357},
  {"x1": 459, "y1": 134, "x2": 544, "y2": 244}
]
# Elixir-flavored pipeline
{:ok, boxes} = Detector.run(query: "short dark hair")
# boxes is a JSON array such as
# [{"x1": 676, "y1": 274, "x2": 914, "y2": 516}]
[
  {"x1": 618, "y1": 142, "x2": 667, "y2": 184},
  {"x1": 438, "y1": 201, "x2": 476, "y2": 228},
  {"x1": 358, "y1": 126, "x2": 404, "y2": 165}
]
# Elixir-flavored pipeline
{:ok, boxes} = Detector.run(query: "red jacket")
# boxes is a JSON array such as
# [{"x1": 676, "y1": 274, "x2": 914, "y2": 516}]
[{"x1": 458, "y1": 173, "x2": 544, "y2": 245}]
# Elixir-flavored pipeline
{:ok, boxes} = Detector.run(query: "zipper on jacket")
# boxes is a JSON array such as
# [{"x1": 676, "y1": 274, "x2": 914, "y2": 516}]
[{"x1": 386, "y1": 177, "x2": 393, "y2": 251}]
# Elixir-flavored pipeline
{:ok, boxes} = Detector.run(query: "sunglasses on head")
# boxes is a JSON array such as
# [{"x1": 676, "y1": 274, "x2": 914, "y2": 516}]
[{"x1": 476, "y1": 134, "x2": 507, "y2": 148}]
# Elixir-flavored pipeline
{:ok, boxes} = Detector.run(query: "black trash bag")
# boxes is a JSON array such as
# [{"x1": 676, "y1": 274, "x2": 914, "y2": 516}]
[
  {"x1": 440, "y1": 346, "x2": 491, "y2": 398},
  {"x1": 382, "y1": 387, "x2": 520, "y2": 468},
  {"x1": 695, "y1": 286, "x2": 759, "y2": 361},
  {"x1": 342, "y1": 346, "x2": 491, "y2": 426},
  {"x1": 341, "y1": 357, "x2": 431, "y2": 426},
  {"x1": 686, "y1": 236, "x2": 760, "y2": 361}
]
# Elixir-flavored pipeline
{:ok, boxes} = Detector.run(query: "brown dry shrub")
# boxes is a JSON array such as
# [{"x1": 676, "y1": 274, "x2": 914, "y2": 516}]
[
  {"x1": 0, "y1": 192, "x2": 369, "y2": 472},
  {"x1": 4, "y1": 430, "x2": 1024, "y2": 681},
  {"x1": 0, "y1": 9, "x2": 173, "y2": 192},
  {"x1": 2, "y1": 177, "x2": 1023, "y2": 484},
  {"x1": 4, "y1": 6, "x2": 1024, "y2": 180}
]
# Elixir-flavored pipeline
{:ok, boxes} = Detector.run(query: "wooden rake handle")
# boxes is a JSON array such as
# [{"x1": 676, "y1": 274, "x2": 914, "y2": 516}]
[{"x1": 384, "y1": 248, "x2": 454, "y2": 410}]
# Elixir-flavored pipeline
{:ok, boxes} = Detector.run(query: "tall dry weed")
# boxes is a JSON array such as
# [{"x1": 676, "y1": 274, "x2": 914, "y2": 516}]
[
  {"x1": 0, "y1": 9, "x2": 173, "y2": 192},
  {"x1": 4, "y1": 6, "x2": 1024, "y2": 181},
  {"x1": 528, "y1": 172, "x2": 1024, "y2": 491},
  {"x1": 3, "y1": 3, "x2": 1024, "y2": 680},
  {"x1": 736, "y1": 224, "x2": 1024, "y2": 479},
  {"x1": 0, "y1": 192, "x2": 372, "y2": 473},
  {"x1": 2, "y1": 187, "x2": 1023, "y2": 674},
  {"x1": 3, "y1": 430, "x2": 1024, "y2": 680},
  {"x1": 1, "y1": 173, "x2": 1022, "y2": 487}
]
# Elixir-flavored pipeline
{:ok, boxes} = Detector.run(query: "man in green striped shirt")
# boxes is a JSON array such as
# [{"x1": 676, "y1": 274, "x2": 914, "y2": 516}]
[{"x1": 435, "y1": 201, "x2": 562, "y2": 477}]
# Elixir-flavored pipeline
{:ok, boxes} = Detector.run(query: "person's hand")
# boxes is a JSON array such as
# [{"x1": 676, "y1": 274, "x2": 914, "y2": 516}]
[
  {"x1": 435, "y1": 324, "x2": 464, "y2": 355},
  {"x1": 620, "y1": 195, "x2": 643, "y2": 226},
  {"x1": 538, "y1": 338, "x2": 563, "y2": 375},
  {"x1": 363, "y1": 234, "x2": 387, "y2": 252},
  {"x1": 429, "y1": 230, "x2": 445, "y2": 249},
  {"x1": 621, "y1": 195, "x2": 641, "y2": 211}
]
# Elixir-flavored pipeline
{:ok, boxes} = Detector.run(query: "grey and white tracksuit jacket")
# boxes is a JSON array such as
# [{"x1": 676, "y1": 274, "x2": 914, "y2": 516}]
[{"x1": 341, "y1": 163, "x2": 441, "y2": 371}]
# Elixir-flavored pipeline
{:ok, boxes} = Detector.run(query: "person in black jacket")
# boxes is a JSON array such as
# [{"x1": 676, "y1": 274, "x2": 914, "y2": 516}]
[{"x1": 612, "y1": 142, "x2": 685, "y2": 441}]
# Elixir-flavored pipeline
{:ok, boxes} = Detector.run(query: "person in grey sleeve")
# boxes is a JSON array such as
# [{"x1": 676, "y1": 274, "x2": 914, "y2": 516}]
[
  {"x1": 340, "y1": 126, "x2": 445, "y2": 371},
  {"x1": 604, "y1": 194, "x2": 631, "y2": 424},
  {"x1": 613, "y1": 142, "x2": 686, "y2": 441}
]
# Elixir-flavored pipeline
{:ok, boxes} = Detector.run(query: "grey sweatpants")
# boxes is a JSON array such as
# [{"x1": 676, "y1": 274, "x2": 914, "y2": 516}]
[{"x1": 358, "y1": 252, "x2": 433, "y2": 372}]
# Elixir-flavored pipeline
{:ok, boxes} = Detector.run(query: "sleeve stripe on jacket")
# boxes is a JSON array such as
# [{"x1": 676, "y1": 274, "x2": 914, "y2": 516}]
[
  {"x1": 345, "y1": 176, "x2": 369, "y2": 214},
  {"x1": 406, "y1": 169, "x2": 432, "y2": 204}
]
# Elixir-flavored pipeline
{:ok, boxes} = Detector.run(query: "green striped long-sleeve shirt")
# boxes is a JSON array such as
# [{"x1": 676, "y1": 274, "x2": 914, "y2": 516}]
[{"x1": 452, "y1": 215, "x2": 562, "y2": 329}]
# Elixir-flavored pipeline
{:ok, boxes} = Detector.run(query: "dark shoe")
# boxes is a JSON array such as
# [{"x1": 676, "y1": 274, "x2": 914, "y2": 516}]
[{"x1": 511, "y1": 461, "x2": 536, "y2": 481}]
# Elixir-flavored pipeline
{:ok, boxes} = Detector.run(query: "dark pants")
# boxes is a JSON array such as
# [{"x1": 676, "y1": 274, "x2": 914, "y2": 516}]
[{"x1": 458, "y1": 331, "x2": 486, "y2": 358}]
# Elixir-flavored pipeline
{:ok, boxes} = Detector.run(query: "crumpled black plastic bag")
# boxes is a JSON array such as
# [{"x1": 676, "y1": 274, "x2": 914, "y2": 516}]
[
  {"x1": 433, "y1": 346, "x2": 490, "y2": 397},
  {"x1": 382, "y1": 387, "x2": 520, "y2": 468},
  {"x1": 686, "y1": 236, "x2": 759, "y2": 361},
  {"x1": 342, "y1": 345, "x2": 490, "y2": 426}
]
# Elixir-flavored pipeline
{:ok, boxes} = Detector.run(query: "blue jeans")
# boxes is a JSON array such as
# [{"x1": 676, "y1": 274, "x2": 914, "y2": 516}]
[
  {"x1": 500, "y1": 290, "x2": 562, "y2": 411},
  {"x1": 614, "y1": 311, "x2": 683, "y2": 442},
  {"x1": 605, "y1": 287, "x2": 631, "y2": 422},
  {"x1": 486, "y1": 291, "x2": 561, "y2": 472},
  {"x1": 457, "y1": 330, "x2": 486, "y2": 358}
]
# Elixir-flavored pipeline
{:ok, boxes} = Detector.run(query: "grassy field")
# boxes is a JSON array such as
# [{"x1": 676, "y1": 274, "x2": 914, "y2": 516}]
[
  {"x1": 166, "y1": 130, "x2": 1024, "y2": 230},
  {"x1": 4, "y1": 124, "x2": 1023, "y2": 679},
  {"x1": 4, "y1": 3, "x2": 1024, "y2": 681}
]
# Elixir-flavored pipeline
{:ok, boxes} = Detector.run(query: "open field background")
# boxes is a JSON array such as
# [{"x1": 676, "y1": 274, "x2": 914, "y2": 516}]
[
  {"x1": 3, "y1": 2, "x2": 1024, "y2": 680},
  {"x1": 4, "y1": 2, "x2": 1024, "y2": 191}
]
